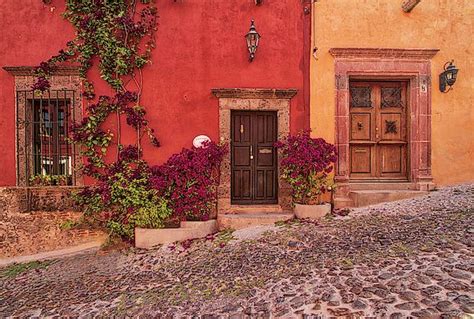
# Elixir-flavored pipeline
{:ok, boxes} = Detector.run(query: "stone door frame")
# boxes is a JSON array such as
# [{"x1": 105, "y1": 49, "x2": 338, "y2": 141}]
[
  {"x1": 4, "y1": 66, "x2": 83, "y2": 187},
  {"x1": 212, "y1": 88, "x2": 297, "y2": 215},
  {"x1": 328, "y1": 48, "x2": 439, "y2": 205}
]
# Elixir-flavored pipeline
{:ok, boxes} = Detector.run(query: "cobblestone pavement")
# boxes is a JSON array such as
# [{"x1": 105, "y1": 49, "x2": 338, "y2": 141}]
[{"x1": 1, "y1": 184, "x2": 473, "y2": 318}]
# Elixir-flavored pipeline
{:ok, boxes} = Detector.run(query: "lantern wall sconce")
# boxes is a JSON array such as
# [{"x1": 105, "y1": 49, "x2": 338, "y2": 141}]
[
  {"x1": 439, "y1": 60, "x2": 459, "y2": 93},
  {"x1": 245, "y1": 20, "x2": 261, "y2": 62}
]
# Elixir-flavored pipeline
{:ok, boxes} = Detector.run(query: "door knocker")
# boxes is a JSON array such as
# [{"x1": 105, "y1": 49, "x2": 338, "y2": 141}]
[{"x1": 357, "y1": 122, "x2": 363, "y2": 130}]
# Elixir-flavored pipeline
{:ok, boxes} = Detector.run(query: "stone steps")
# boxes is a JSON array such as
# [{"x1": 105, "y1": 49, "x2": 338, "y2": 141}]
[
  {"x1": 349, "y1": 190, "x2": 428, "y2": 207},
  {"x1": 225, "y1": 205, "x2": 285, "y2": 214},
  {"x1": 218, "y1": 213, "x2": 294, "y2": 230},
  {"x1": 349, "y1": 182, "x2": 417, "y2": 191}
]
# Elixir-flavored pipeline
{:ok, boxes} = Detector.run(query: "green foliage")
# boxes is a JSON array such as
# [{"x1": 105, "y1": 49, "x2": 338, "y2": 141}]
[
  {"x1": 214, "y1": 229, "x2": 235, "y2": 246},
  {"x1": 60, "y1": 0, "x2": 157, "y2": 89},
  {"x1": 60, "y1": 219, "x2": 78, "y2": 230},
  {"x1": 276, "y1": 132, "x2": 337, "y2": 205},
  {"x1": 1, "y1": 261, "x2": 53, "y2": 278},
  {"x1": 35, "y1": 1, "x2": 162, "y2": 240},
  {"x1": 29, "y1": 174, "x2": 70, "y2": 186},
  {"x1": 130, "y1": 198, "x2": 172, "y2": 229},
  {"x1": 76, "y1": 148, "x2": 172, "y2": 239}
]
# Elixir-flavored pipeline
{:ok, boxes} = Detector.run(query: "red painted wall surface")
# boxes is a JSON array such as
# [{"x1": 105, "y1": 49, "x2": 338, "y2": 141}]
[{"x1": 0, "y1": 1, "x2": 309, "y2": 186}]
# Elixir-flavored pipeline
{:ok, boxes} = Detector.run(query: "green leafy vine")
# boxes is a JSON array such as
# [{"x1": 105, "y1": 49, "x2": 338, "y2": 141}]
[{"x1": 34, "y1": 0, "x2": 165, "y2": 239}]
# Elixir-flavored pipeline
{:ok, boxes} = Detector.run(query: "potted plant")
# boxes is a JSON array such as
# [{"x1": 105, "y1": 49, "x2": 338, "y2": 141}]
[
  {"x1": 276, "y1": 131, "x2": 337, "y2": 219},
  {"x1": 29, "y1": 175, "x2": 43, "y2": 186},
  {"x1": 56, "y1": 175, "x2": 69, "y2": 186}
]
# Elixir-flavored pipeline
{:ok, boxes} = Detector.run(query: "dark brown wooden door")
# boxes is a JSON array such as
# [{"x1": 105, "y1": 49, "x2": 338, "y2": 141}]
[
  {"x1": 349, "y1": 81, "x2": 408, "y2": 180},
  {"x1": 231, "y1": 111, "x2": 278, "y2": 204}
]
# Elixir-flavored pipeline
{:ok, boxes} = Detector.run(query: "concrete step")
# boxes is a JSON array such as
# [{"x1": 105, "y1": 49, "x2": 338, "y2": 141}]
[
  {"x1": 218, "y1": 213, "x2": 294, "y2": 230},
  {"x1": 226, "y1": 205, "x2": 284, "y2": 214},
  {"x1": 349, "y1": 190, "x2": 428, "y2": 207},
  {"x1": 349, "y1": 182, "x2": 417, "y2": 191}
]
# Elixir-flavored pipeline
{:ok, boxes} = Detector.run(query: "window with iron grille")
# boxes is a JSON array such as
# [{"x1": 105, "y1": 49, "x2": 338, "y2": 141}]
[{"x1": 16, "y1": 90, "x2": 79, "y2": 186}]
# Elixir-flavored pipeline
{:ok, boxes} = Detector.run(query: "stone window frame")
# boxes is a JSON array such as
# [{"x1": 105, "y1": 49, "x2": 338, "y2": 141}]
[
  {"x1": 4, "y1": 66, "x2": 83, "y2": 187},
  {"x1": 328, "y1": 48, "x2": 439, "y2": 205},
  {"x1": 211, "y1": 88, "x2": 297, "y2": 215}
]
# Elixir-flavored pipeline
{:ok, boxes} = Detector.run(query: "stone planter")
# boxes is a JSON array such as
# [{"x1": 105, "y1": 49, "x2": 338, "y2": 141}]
[
  {"x1": 135, "y1": 220, "x2": 218, "y2": 249},
  {"x1": 294, "y1": 203, "x2": 331, "y2": 220}
]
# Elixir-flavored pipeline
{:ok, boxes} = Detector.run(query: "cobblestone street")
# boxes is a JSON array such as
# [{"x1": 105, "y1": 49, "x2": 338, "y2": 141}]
[{"x1": 1, "y1": 184, "x2": 473, "y2": 318}]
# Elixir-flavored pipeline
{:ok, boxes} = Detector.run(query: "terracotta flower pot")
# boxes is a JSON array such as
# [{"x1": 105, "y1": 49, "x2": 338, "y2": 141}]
[{"x1": 294, "y1": 203, "x2": 331, "y2": 220}]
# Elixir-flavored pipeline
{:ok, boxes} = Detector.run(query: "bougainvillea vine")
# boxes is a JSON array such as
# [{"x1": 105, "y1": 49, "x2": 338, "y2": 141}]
[
  {"x1": 36, "y1": 1, "x2": 227, "y2": 239},
  {"x1": 33, "y1": 0, "x2": 163, "y2": 238},
  {"x1": 276, "y1": 131, "x2": 337, "y2": 205}
]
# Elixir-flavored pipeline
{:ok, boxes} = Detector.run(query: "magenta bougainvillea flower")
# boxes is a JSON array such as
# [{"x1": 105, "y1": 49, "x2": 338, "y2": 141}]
[
  {"x1": 150, "y1": 141, "x2": 227, "y2": 221},
  {"x1": 276, "y1": 131, "x2": 337, "y2": 205}
]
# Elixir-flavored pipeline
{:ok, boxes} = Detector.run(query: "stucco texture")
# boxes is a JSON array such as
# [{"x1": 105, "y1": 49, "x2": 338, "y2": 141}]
[
  {"x1": 0, "y1": 1, "x2": 308, "y2": 186},
  {"x1": 311, "y1": 0, "x2": 474, "y2": 186}
]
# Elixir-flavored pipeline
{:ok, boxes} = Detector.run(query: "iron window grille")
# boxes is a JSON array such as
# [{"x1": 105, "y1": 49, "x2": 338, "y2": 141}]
[{"x1": 16, "y1": 90, "x2": 78, "y2": 186}]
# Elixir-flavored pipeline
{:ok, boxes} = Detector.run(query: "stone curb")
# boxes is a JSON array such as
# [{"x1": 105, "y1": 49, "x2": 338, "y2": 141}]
[{"x1": 0, "y1": 240, "x2": 105, "y2": 268}]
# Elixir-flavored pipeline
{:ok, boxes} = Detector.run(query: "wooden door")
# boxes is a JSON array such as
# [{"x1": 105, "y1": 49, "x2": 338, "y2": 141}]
[
  {"x1": 349, "y1": 81, "x2": 408, "y2": 180},
  {"x1": 231, "y1": 111, "x2": 278, "y2": 204}
]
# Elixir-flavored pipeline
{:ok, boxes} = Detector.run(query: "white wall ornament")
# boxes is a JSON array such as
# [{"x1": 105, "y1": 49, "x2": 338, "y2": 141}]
[{"x1": 193, "y1": 135, "x2": 211, "y2": 148}]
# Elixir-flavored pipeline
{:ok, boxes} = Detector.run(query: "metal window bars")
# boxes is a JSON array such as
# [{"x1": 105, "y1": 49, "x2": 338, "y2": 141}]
[{"x1": 16, "y1": 90, "x2": 77, "y2": 187}]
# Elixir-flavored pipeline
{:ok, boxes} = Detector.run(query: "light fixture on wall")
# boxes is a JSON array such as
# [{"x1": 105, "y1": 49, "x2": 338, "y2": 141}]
[
  {"x1": 255, "y1": 0, "x2": 263, "y2": 5},
  {"x1": 439, "y1": 60, "x2": 459, "y2": 93},
  {"x1": 245, "y1": 20, "x2": 261, "y2": 62}
]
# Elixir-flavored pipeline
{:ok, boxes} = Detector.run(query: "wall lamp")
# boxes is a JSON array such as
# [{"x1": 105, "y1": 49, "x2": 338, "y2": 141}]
[
  {"x1": 245, "y1": 20, "x2": 261, "y2": 62},
  {"x1": 439, "y1": 60, "x2": 459, "y2": 93}
]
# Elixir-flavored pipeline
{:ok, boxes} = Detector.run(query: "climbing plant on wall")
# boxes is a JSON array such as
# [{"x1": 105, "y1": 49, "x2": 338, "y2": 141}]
[{"x1": 34, "y1": 0, "x2": 164, "y2": 238}]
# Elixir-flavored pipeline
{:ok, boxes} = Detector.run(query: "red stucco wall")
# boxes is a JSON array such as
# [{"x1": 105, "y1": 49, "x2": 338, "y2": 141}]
[{"x1": 0, "y1": 1, "x2": 309, "y2": 186}]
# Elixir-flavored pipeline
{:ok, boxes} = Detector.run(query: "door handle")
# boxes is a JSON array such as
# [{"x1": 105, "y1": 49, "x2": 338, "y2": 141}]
[{"x1": 250, "y1": 145, "x2": 254, "y2": 160}]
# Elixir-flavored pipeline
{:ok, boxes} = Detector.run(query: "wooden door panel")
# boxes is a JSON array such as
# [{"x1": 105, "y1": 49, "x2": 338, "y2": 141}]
[
  {"x1": 255, "y1": 169, "x2": 276, "y2": 200},
  {"x1": 349, "y1": 81, "x2": 408, "y2": 181},
  {"x1": 231, "y1": 111, "x2": 277, "y2": 204},
  {"x1": 350, "y1": 113, "x2": 372, "y2": 140},
  {"x1": 379, "y1": 145, "x2": 407, "y2": 178},
  {"x1": 380, "y1": 113, "x2": 402, "y2": 141},
  {"x1": 381, "y1": 85, "x2": 405, "y2": 109},
  {"x1": 232, "y1": 170, "x2": 252, "y2": 199},
  {"x1": 253, "y1": 112, "x2": 277, "y2": 202},
  {"x1": 256, "y1": 114, "x2": 275, "y2": 143},
  {"x1": 233, "y1": 114, "x2": 251, "y2": 143},
  {"x1": 256, "y1": 147, "x2": 274, "y2": 166},
  {"x1": 265, "y1": 170, "x2": 275, "y2": 198},
  {"x1": 234, "y1": 146, "x2": 251, "y2": 166},
  {"x1": 350, "y1": 146, "x2": 372, "y2": 174}
]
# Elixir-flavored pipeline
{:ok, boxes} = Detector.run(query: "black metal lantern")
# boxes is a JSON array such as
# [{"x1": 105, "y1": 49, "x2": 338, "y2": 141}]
[
  {"x1": 439, "y1": 60, "x2": 459, "y2": 93},
  {"x1": 245, "y1": 20, "x2": 261, "y2": 62}
]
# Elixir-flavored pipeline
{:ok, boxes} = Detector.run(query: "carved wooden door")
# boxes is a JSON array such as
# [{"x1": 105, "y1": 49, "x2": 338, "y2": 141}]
[
  {"x1": 349, "y1": 81, "x2": 408, "y2": 180},
  {"x1": 231, "y1": 111, "x2": 278, "y2": 204}
]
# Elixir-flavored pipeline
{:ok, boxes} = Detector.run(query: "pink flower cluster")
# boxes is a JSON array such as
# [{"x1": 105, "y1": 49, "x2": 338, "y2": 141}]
[
  {"x1": 276, "y1": 131, "x2": 337, "y2": 204},
  {"x1": 150, "y1": 141, "x2": 227, "y2": 221}
]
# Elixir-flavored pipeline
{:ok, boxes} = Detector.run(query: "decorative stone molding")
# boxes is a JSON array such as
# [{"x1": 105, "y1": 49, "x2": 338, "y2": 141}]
[
  {"x1": 212, "y1": 88, "x2": 297, "y2": 99},
  {"x1": 214, "y1": 88, "x2": 297, "y2": 215},
  {"x1": 4, "y1": 67, "x2": 83, "y2": 187},
  {"x1": 329, "y1": 48, "x2": 439, "y2": 60},
  {"x1": 4, "y1": 65, "x2": 81, "y2": 76},
  {"x1": 330, "y1": 48, "x2": 438, "y2": 207}
]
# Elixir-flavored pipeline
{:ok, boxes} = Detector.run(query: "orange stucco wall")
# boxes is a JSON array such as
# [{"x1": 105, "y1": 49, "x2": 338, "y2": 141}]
[{"x1": 311, "y1": 0, "x2": 474, "y2": 186}]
